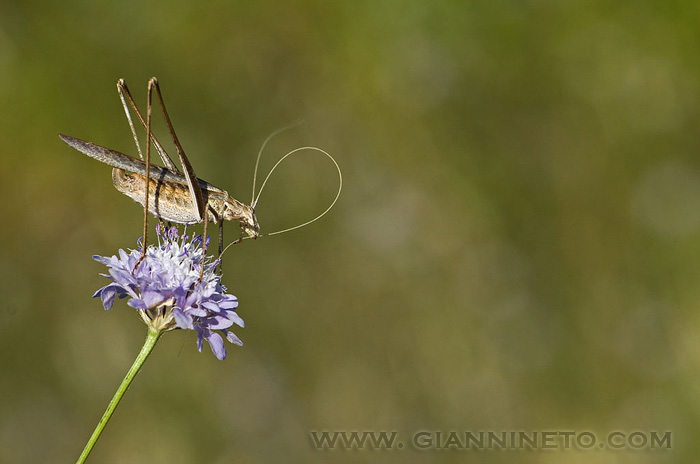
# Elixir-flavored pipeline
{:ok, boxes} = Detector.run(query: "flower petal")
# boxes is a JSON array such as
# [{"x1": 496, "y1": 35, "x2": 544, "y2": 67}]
[
  {"x1": 92, "y1": 255, "x2": 112, "y2": 265},
  {"x1": 173, "y1": 308, "x2": 193, "y2": 329},
  {"x1": 205, "y1": 331, "x2": 226, "y2": 360},
  {"x1": 127, "y1": 298, "x2": 147, "y2": 310},
  {"x1": 206, "y1": 315, "x2": 234, "y2": 330},
  {"x1": 201, "y1": 301, "x2": 222, "y2": 312},
  {"x1": 94, "y1": 284, "x2": 118, "y2": 310},
  {"x1": 226, "y1": 312, "x2": 245, "y2": 328},
  {"x1": 141, "y1": 289, "x2": 167, "y2": 309},
  {"x1": 226, "y1": 330, "x2": 243, "y2": 346},
  {"x1": 197, "y1": 330, "x2": 204, "y2": 352},
  {"x1": 217, "y1": 297, "x2": 239, "y2": 310}
]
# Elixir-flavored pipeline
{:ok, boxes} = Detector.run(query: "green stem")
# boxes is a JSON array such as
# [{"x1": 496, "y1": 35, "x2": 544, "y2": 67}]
[{"x1": 75, "y1": 327, "x2": 162, "y2": 464}]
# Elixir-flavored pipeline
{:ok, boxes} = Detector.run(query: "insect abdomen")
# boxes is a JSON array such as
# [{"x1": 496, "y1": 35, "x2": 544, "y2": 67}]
[{"x1": 112, "y1": 168, "x2": 203, "y2": 224}]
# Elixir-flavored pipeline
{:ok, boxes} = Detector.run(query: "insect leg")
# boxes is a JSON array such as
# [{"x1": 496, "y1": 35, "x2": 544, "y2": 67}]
[
  {"x1": 116, "y1": 79, "x2": 144, "y2": 162},
  {"x1": 217, "y1": 222, "x2": 224, "y2": 275},
  {"x1": 149, "y1": 78, "x2": 206, "y2": 225},
  {"x1": 133, "y1": 79, "x2": 155, "y2": 273},
  {"x1": 218, "y1": 222, "x2": 224, "y2": 256},
  {"x1": 200, "y1": 212, "x2": 208, "y2": 281},
  {"x1": 117, "y1": 79, "x2": 178, "y2": 171}
]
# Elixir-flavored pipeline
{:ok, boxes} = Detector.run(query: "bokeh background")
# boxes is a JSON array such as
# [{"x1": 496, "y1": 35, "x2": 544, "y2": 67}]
[{"x1": 0, "y1": 1, "x2": 697, "y2": 463}]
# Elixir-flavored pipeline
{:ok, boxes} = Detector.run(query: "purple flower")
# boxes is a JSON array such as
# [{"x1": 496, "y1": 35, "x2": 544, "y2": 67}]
[{"x1": 92, "y1": 225, "x2": 244, "y2": 360}]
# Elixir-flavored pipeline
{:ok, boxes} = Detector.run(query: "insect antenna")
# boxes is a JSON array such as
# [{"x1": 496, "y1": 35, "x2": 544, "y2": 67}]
[
  {"x1": 252, "y1": 146, "x2": 342, "y2": 234},
  {"x1": 251, "y1": 120, "x2": 303, "y2": 205},
  {"x1": 220, "y1": 136, "x2": 342, "y2": 261}
]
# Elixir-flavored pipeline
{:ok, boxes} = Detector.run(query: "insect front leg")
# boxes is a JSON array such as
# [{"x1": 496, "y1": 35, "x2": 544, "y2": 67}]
[{"x1": 233, "y1": 226, "x2": 246, "y2": 245}]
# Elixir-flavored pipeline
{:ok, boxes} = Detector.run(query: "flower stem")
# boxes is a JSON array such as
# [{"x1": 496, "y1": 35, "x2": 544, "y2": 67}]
[{"x1": 75, "y1": 327, "x2": 162, "y2": 464}]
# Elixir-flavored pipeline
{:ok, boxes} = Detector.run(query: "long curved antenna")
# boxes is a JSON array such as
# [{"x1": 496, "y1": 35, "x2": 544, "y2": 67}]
[
  {"x1": 251, "y1": 120, "x2": 304, "y2": 205},
  {"x1": 219, "y1": 145, "x2": 342, "y2": 261},
  {"x1": 253, "y1": 146, "x2": 342, "y2": 233}
]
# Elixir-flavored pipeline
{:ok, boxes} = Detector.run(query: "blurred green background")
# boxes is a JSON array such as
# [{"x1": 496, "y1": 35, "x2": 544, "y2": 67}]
[{"x1": 0, "y1": 1, "x2": 696, "y2": 463}]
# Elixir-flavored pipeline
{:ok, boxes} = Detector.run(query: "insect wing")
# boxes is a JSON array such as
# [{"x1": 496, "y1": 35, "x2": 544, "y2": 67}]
[{"x1": 59, "y1": 134, "x2": 177, "y2": 183}]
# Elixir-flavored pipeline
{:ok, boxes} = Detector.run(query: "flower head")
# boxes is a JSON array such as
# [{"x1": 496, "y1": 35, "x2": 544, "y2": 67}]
[{"x1": 92, "y1": 225, "x2": 244, "y2": 360}]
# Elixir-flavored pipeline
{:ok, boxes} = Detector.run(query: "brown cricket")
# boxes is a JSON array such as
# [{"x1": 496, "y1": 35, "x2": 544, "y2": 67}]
[
  {"x1": 59, "y1": 77, "x2": 341, "y2": 269},
  {"x1": 58, "y1": 133, "x2": 259, "y2": 239},
  {"x1": 60, "y1": 77, "x2": 259, "y2": 269}
]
